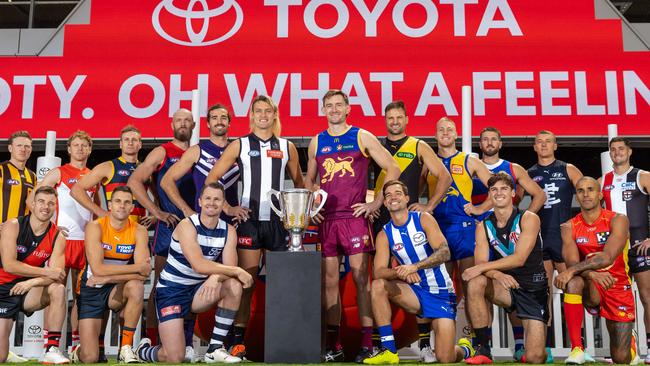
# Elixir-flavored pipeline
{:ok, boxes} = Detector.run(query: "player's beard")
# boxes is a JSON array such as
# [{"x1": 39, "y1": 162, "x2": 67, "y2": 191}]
[
  {"x1": 482, "y1": 146, "x2": 499, "y2": 157},
  {"x1": 174, "y1": 128, "x2": 191, "y2": 142}
]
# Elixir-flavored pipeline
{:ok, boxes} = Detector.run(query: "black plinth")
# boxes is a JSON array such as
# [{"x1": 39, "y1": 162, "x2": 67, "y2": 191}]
[{"x1": 264, "y1": 251, "x2": 322, "y2": 363}]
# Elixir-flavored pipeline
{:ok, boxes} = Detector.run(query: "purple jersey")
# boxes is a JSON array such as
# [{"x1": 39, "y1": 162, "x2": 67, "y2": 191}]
[{"x1": 315, "y1": 126, "x2": 369, "y2": 219}]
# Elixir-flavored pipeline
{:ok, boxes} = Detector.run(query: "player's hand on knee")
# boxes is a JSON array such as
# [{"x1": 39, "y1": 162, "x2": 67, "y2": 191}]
[
  {"x1": 493, "y1": 272, "x2": 519, "y2": 289},
  {"x1": 554, "y1": 271, "x2": 573, "y2": 290},
  {"x1": 461, "y1": 265, "x2": 483, "y2": 282},
  {"x1": 235, "y1": 268, "x2": 254, "y2": 289},
  {"x1": 10, "y1": 280, "x2": 35, "y2": 295},
  {"x1": 587, "y1": 271, "x2": 616, "y2": 290},
  {"x1": 86, "y1": 275, "x2": 107, "y2": 287},
  {"x1": 199, "y1": 275, "x2": 221, "y2": 301}
]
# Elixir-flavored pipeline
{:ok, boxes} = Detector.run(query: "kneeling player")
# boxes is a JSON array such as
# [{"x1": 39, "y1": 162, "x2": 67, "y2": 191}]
[
  {"x1": 363, "y1": 180, "x2": 472, "y2": 365},
  {"x1": 74, "y1": 186, "x2": 150, "y2": 364},
  {"x1": 0, "y1": 187, "x2": 68, "y2": 364},
  {"x1": 136, "y1": 183, "x2": 253, "y2": 364},
  {"x1": 463, "y1": 173, "x2": 548, "y2": 364},
  {"x1": 555, "y1": 177, "x2": 638, "y2": 365}
]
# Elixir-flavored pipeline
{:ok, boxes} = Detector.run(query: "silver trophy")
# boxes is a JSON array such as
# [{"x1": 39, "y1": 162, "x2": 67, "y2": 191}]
[{"x1": 268, "y1": 188, "x2": 328, "y2": 252}]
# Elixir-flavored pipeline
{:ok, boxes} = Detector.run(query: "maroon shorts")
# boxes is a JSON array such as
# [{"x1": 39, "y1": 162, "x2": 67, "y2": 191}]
[{"x1": 320, "y1": 217, "x2": 373, "y2": 257}]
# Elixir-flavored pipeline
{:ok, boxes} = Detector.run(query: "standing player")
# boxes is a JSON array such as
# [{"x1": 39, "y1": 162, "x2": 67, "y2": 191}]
[
  {"x1": 0, "y1": 186, "x2": 68, "y2": 364},
  {"x1": 371, "y1": 101, "x2": 451, "y2": 362},
  {"x1": 73, "y1": 186, "x2": 150, "y2": 364},
  {"x1": 127, "y1": 109, "x2": 195, "y2": 351},
  {"x1": 160, "y1": 103, "x2": 240, "y2": 220},
  {"x1": 428, "y1": 117, "x2": 492, "y2": 331},
  {"x1": 470, "y1": 126, "x2": 546, "y2": 359},
  {"x1": 555, "y1": 177, "x2": 637, "y2": 365},
  {"x1": 136, "y1": 182, "x2": 254, "y2": 364},
  {"x1": 363, "y1": 180, "x2": 472, "y2": 365},
  {"x1": 600, "y1": 137, "x2": 650, "y2": 362},
  {"x1": 304, "y1": 90, "x2": 400, "y2": 361},
  {"x1": 528, "y1": 130, "x2": 582, "y2": 356},
  {"x1": 463, "y1": 173, "x2": 548, "y2": 365},
  {"x1": 1, "y1": 131, "x2": 37, "y2": 224},
  {"x1": 205, "y1": 95, "x2": 304, "y2": 358},
  {"x1": 26, "y1": 131, "x2": 95, "y2": 355},
  {"x1": 71, "y1": 125, "x2": 147, "y2": 222}
]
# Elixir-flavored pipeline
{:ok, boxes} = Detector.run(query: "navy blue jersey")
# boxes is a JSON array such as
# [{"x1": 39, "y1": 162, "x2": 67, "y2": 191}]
[
  {"x1": 528, "y1": 160, "x2": 574, "y2": 232},
  {"x1": 155, "y1": 142, "x2": 194, "y2": 218},
  {"x1": 192, "y1": 140, "x2": 239, "y2": 212}
]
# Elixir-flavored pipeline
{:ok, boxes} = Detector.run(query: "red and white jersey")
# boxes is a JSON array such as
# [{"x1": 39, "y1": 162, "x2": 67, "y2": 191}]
[
  {"x1": 55, "y1": 164, "x2": 96, "y2": 240},
  {"x1": 601, "y1": 167, "x2": 649, "y2": 245}
]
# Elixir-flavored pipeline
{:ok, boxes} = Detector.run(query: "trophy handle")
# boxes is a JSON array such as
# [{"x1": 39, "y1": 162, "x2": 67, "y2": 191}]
[
  {"x1": 310, "y1": 189, "x2": 328, "y2": 218},
  {"x1": 267, "y1": 189, "x2": 284, "y2": 218}
]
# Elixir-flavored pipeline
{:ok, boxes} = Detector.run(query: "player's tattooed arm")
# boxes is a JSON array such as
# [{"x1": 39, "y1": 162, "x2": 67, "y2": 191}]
[{"x1": 415, "y1": 242, "x2": 450, "y2": 270}]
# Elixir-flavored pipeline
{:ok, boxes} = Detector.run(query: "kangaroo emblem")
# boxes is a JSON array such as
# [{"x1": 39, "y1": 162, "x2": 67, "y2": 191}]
[{"x1": 321, "y1": 157, "x2": 355, "y2": 183}]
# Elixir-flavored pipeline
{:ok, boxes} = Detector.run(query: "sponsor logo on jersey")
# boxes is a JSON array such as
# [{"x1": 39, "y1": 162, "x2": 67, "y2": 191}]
[
  {"x1": 551, "y1": 172, "x2": 564, "y2": 179},
  {"x1": 576, "y1": 236, "x2": 589, "y2": 244},
  {"x1": 0, "y1": 308, "x2": 7, "y2": 314},
  {"x1": 248, "y1": 150, "x2": 260, "y2": 157},
  {"x1": 267, "y1": 150, "x2": 284, "y2": 159},
  {"x1": 117, "y1": 169, "x2": 130, "y2": 176},
  {"x1": 116, "y1": 244, "x2": 135, "y2": 254},
  {"x1": 16, "y1": 245, "x2": 27, "y2": 253},
  {"x1": 451, "y1": 164, "x2": 464, "y2": 175},
  {"x1": 32, "y1": 250, "x2": 50, "y2": 259},
  {"x1": 321, "y1": 146, "x2": 332, "y2": 154},
  {"x1": 160, "y1": 305, "x2": 182, "y2": 317},
  {"x1": 396, "y1": 152, "x2": 415, "y2": 159},
  {"x1": 238, "y1": 236, "x2": 252, "y2": 246},
  {"x1": 412, "y1": 232, "x2": 426, "y2": 246},
  {"x1": 621, "y1": 182, "x2": 637, "y2": 190},
  {"x1": 6, "y1": 179, "x2": 19, "y2": 185},
  {"x1": 533, "y1": 176, "x2": 543, "y2": 182},
  {"x1": 102, "y1": 243, "x2": 112, "y2": 250}
]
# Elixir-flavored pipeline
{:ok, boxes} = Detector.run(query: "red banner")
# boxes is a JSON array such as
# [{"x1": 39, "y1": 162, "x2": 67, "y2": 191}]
[{"x1": 0, "y1": 0, "x2": 649, "y2": 138}]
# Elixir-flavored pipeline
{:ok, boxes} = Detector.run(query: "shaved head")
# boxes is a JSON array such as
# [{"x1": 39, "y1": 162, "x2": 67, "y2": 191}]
[{"x1": 576, "y1": 176, "x2": 599, "y2": 190}]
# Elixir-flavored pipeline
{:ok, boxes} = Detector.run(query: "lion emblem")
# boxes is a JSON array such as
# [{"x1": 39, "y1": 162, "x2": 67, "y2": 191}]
[{"x1": 321, "y1": 157, "x2": 355, "y2": 183}]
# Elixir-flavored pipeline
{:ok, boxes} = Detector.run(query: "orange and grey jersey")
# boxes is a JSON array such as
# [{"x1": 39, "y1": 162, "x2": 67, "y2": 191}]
[
  {"x1": 101, "y1": 157, "x2": 146, "y2": 222},
  {"x1": 81, "y1": 216, "x2": 138, "y2": 288},
  {"x1": 0, "y1": 161, "x2": 36, "y2": 223}
]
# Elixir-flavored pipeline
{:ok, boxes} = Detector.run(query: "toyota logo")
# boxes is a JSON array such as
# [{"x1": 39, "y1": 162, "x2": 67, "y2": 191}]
[
  {"x1": 27, "y1": 325, "x2": 42, "y2": 335},
  {"x1": 152, "y1": 0, "x2": 243, "y2": 47}
]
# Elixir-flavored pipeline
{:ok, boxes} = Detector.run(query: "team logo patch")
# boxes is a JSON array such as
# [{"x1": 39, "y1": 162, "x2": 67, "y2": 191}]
[
  {"x1": 248, "y1": 150, "x2": 260, "y2": 157},
  {"x1": 116, "y1": 244, "x2": 135, "y2": 254},
  {"x1": 596, "y1": 231, "x2": 610, "y2": 244},
  {"x1": 16, "y1": 245, "x2": 27, "y2": 253},
  {"x1": 603, "y1": 184, "x2": 614, "y2": 191},
  {"x1": 622, "y1": 191, "x2": 633, "y2": 201},
  {"x1": 533, "y1": 176, "x2": 543, "y2": 182},
  {"x1": 267, "y1": 150, "x2": 284, "y2": 159},
  {"x1": 238, "y1": 237, "x2": 252, "y2": 246},
  {"x1": 362, "y1": 235, "x2": 370, "y2": 246},
  {"x1": 321, "y1": 157, "x2": 355, "y2": 183},
  {"x1": 393, "y1": 242, "x2": 404, "y2": 251},
  {"x1": 117, "y1": 169, "x2": 130, "y2": 176},
  {"x1": 6, "y1": 179, "x2": 19, "y2": 185},
  {"x1": 451, "y1": 164, "x2": 464, "y2": 175},
  {"x1": 412, "y1": 232, "x2": 426, "y2": 245},
  {"x1": 102, "y1": 243, "x2": 112, "y2": 250},
  {"x1": 321, "y1": 146, "x2": 332, "y2": 154},
  {"x1": 160, "y1": 305, "x2": 182, "y2": 317},
  {"x1": 576, "y1": 236, "x2": 589, "y2": 244},
  {"x1": 509, "y1": 232, "x2": 519, "y2": 244},
  {"x1": 396, "y1": 152, "x2": 415, "y2": 159}
]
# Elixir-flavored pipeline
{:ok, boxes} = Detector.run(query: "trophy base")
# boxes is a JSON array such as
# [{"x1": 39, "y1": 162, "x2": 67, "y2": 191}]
[{"x1": 287, "y1": 232, "x2": 305, "y2": 252}]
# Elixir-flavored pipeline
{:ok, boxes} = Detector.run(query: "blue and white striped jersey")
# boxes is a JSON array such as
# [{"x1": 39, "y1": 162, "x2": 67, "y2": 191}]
[
  {"x1": 383, "y1": 212, "x2": 454, "y2": 294},
  {"x1": 158, "y1": 214, "x2": 228, "y2": 288}
]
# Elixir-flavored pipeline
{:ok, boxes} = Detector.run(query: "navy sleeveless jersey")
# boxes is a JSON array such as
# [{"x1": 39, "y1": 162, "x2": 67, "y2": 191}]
[{"x1": 527, "y1": 160, "x2": 574, "y2": 232}]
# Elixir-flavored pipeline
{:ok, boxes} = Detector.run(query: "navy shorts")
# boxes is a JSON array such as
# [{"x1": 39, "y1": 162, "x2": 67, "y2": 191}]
[
  {"x1": 0, "y1": 282, "x2": 31, "y2": 319},
  {"x1": 541, "y1": 229, "x2": 564, "y2": 263},
  {"x1": 412, "y1": 286, "x2": 457, "y2": 320},
  {"x1": 152, "y1": 221, "x2": 174, "y2": 257},
  {"x1": 440, "y1": 222, "x2": 475, "y2": 261},
  {"x1": 78, "y1": 283, "x2": 115, "y2": 319},
  {"x1": 155, "y1": 283, "x2": 202, "y2": 323}
]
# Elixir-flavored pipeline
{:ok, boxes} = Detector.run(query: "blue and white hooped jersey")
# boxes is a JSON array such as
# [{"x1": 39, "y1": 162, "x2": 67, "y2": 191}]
[
  {"x1": 382, "y1": 212, "x2": 454, "y2": 294},
  {"x1": 158, "y1": 214, "x2": 228, "y2": 288}
]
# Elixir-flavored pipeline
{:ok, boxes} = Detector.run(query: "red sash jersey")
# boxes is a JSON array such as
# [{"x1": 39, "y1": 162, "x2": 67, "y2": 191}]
[
  {"x1": 0, "y1": 216, "x2": 59, "y2": 285},
  {"x1": 570, "y1": 209, "x2": 635, "y2": 321}
]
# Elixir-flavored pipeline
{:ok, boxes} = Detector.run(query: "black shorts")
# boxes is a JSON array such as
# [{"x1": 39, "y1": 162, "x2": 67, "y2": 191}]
[
  {"x1": 0, "y1": 282, "x2": 32, "y2": 319},
  {"x1": 506, "y1": 287, "x2": 549, "y2": 323},
  {"x1": 628, "y1": 232, "x2": 650, "y2": 273},
  {"x1": 236, "y1": 219, "x2": 289, "y2": 251},
  {"x1": 78, "y1": 283, "x2": 115, "y2": 319},
  {"x1": 542, "y1": 229, "x2": 564, "y2": 263}
]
